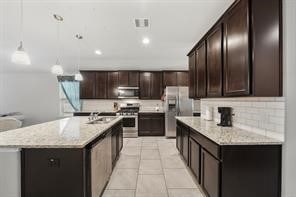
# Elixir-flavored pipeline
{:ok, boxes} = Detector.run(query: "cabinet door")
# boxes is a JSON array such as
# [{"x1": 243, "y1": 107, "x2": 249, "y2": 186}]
[
  {"x1": 118, "y1": 71, "x2": 129, "y2": 87},
  {"x1": 176, "y1": 124, "x2": 182, "y2": 152},
  {"x1": 150, "y1": 114, "x2": 165, "y2": 136},
  {"x1": 201, "y1": 149, "x2": 220, "y2": 197},
  {"x1": 80, "y1": 71, "x2": 96, "y2": 99},
  {"x1": 151, "y1": 72, "x2": 163, "y2": 99},
  {"x1": 138, "y1": 115, "x2": 151, "y2": 136},
  {"x1": 177, "y1": 71, "x2": 188, "y2": 86},
  {"x1": 163, "y1": 71, "x2": 177, "y2": 87},
  {"x1": 188, "y1": 51, "x2": 196, "y2": 98},
  {"x1": 182, "y1": 126, "x2": 189, "y2": 164},
  {"x1": 140, "y1": 72, "x2": 151, "y2": 99},
  {"x1": 107, "y1": 72, "x2": 119, "y2": 99},
  {"x1": 189, "y1": 137, "x2": 201, "y2": 183},
  {"x1": 223, "y1": 0, "x2": 250, "y2": 96},
  {"x1": 196, "y1": 41, "x2": 207, "y2": 98},
  {"x1": 95, "y1": 72, "x2": 107, "y2": 99},
  {"x1": 91, "y1": 140, "x2": 107, "y2": 197},
  {"x1": 207, "y1": 25, "x2": 223, "y2": 97},
  {"x1": 111, "y1": 129, "x2": 118, "y2": 167},
  {"x1": 105, "y1": 132, "x2": 112, "y2": 178},
  {"x1": 129, "y1": 71, "x2": 139, "y2": 87}
]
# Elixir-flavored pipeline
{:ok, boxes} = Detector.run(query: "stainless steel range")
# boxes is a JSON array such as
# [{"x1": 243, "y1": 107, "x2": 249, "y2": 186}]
[{"x1": 116, "y1": 103, "x2": 139, "y2": 138}]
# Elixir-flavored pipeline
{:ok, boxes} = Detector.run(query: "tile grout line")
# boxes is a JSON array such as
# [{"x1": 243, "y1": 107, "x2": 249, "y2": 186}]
[{"x1": 158, "y1": 138, "x2": 170, "y2": 197}]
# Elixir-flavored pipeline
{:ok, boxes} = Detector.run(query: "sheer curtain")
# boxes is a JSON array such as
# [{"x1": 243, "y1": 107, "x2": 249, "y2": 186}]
[{"x1": 58, "y1": 76, "x2": 81, "y2": 112}]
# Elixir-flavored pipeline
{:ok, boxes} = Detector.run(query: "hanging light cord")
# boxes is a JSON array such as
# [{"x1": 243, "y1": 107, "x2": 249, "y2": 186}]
[
  {"x1": 20, "y1": 0, "x2": 24, "y2": 44},
  {"x1": 56, "y1": 21, "x2": 61, "y2": 64}
]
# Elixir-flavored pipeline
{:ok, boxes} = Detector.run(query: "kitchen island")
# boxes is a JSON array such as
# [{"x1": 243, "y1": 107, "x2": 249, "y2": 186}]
[
  {"x1": 0, "y1": 116, "x2": 123, "y2": 197},
  {"x1": 176, "y1": 116, "x2": 283, "y2": 197}
]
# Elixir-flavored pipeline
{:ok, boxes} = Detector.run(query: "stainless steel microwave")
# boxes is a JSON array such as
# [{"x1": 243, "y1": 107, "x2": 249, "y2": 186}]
[{"x1": 118, "y1": 87, "x2": 139, "y2": 99}]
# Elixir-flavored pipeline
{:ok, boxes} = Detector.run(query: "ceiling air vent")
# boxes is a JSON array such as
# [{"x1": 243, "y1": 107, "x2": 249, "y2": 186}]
[{"x1": 135, "y1": 18, "x2": 149, "y2": 28}]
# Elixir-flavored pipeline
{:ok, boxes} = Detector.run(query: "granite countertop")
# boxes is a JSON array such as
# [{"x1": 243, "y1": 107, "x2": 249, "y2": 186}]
[
  {"x1": 176, "y1": 117, "x2": 283, "y2": 145},
  {"x1": 139, "y1": 110, "x2": 165, "y2": 113},
  {"x1": 0, "y1": 116, "x2": 123, "y2": 148}
]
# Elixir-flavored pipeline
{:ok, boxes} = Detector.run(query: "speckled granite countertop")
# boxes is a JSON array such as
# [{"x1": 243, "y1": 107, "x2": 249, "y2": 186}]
[
  {"x1": 0, "y1": 116, "x2": 123, "y2": 148},
  {"x1": 176, "y1": 117, "x2": 283, "y2": 145}
]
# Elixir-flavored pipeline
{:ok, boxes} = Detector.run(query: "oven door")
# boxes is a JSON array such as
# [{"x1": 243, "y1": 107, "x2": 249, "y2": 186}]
[{"x1": 122, "y1": 116, "x2": 138, "y2": 132}]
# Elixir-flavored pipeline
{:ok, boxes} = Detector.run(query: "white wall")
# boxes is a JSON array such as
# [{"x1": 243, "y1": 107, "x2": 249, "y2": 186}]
[
  {"x1": 0, "y1": 73, "x2": 60, "y2": 126},
  {"x1": 282, "y1": 0, "x2": 296, "y2": 196}
]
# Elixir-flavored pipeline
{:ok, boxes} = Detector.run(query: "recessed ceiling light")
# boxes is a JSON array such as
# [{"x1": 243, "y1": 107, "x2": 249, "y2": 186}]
[
  {"x1": 142, "y1": 37, "x2": 150, "y2": 45},
  {"x1": 95, "y1": 50, "x2": 102, "y2": 55}
]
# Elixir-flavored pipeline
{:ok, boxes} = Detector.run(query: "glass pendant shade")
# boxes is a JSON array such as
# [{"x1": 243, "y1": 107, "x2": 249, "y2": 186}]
[
  {"x1": 11, "y1": 42, "x2": 31, "y2": 65},
  {"x1": 51, "y1": 61, "x2": 64, "y2": 75},
  {"x1": 75, "y1": 72, "x2": 83, "y2": 81}
]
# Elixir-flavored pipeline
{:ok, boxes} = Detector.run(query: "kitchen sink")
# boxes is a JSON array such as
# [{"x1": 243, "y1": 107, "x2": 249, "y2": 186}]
[{"x1": 87, "y1": 116, "x2": 117, "y2": 124}]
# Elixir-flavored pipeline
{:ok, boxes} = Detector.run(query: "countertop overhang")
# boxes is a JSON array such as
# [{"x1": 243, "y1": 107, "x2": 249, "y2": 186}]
[
  {"x1": 0, "y1": 116, "x2": 123, "y2": 148},
  {"x1": 176, "y1": 116, "x2": 283, "y2": 145}
]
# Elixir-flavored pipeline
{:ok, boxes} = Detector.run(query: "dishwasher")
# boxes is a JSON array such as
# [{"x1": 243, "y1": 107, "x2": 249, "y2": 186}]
[{"x1": 0, "y1": 148, "x2": 21, "y2": 197}]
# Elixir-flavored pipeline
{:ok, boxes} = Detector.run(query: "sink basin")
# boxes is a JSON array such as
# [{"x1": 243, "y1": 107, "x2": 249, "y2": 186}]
[{"x1": 87, "y1": 116, "x2": 117, "y2": 124}]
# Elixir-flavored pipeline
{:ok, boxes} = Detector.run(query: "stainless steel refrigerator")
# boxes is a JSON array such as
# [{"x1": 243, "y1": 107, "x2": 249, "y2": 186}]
[{"x1": 165, "y1": 86, "x2": 193, "y2": 137}]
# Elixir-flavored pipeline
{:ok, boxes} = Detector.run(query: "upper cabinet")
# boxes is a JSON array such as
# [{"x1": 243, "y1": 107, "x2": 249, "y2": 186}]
[
  {"x1": 107, "y1": 72, "x2": 119, "y2": 99},
  {"x1": 206, "y1": 24, "x2": 223, "y2": 97},
  {"x1": 95, "y1": 72, "x2": 108, "y2": 99},
  {"x1": 119, "y1": 71, "x2": 139, "y2": 87},
  {"x1": 188, "y1": 0, "x2": 282, "y2": 98},
  {"x1": 140, "y1": 71, "x2": 163, "y2": 99},
  {"x1": 163, "y1": 71, "x2": 189, "y2": 87},
  {"x1": 80, "y1": 71, "x2": 96, "y2": 99},
  {"x1": 223, "y1": 0, "x2": 250, "y2": 96},
  {"x1": 188, "y1": 51, "x2": 196, "y2": 98},
  {"x1": 195, "y1": 41, "x2": 207, "y2": 98}
]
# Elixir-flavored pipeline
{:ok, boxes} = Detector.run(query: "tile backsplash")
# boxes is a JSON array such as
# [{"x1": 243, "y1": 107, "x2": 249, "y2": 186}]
[{"x1": 201, "y1": 97, "x2": 285, "y2": 141}]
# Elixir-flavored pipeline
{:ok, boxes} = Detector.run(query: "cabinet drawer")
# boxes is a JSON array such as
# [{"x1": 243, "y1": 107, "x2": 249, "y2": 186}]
[{"x1": 190, "y1": 129, "x2": 220, "y2": 159}]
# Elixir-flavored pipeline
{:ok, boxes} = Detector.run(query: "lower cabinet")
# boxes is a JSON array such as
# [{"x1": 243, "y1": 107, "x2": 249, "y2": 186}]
[
  {"x1": 22, "y1": 121, "x2": 123, "y2": 197},
  {"x1": 189, "y1": 137, "x2": 200, "y2": 183},
  {"x1": 181, "y1": 126, "x2": 189, "y2": 164},
  {"x1": 201, "y1": 149, "x2": 220, "y2": 197},
  {"x1": 138, "y1": 113, "x2": 165, "y2": 136},
  {"x1": 176, "y1": 121, "x2": 282, "y2": 197}
]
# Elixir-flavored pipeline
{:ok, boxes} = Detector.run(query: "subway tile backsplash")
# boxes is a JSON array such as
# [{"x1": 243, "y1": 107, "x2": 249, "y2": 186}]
[{"x1": 201, "y1": 97, "x2": 285, "y2": 141}]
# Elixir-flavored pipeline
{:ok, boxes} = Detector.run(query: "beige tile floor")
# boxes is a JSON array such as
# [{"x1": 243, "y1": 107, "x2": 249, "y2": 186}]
[{"x1": 103, "y1": 137, "x2": 205, "y2": 197}]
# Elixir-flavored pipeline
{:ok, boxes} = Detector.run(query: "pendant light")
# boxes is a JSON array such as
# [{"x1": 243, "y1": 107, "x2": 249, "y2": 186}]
[
  {"x1": 11, "y1": 0, "x2": 31, "y2": 65},
  {"x1": 51, "y1": 14, "x2": 64, "y2": 75},
  {"x1": 74, "y1": 34, "x2": 83, "y2": 81}
]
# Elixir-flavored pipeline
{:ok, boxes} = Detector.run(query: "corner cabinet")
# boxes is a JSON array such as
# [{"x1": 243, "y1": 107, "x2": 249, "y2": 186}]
[
  {"x1": 176, "y1": 120, "x2": 282, "y2": 197},
  {"x1": 80, "y1": 71, "x2": 96, "y2": 99},
  {"x1": 206, "y1": 24, "x2": 223, "y2": 97}
]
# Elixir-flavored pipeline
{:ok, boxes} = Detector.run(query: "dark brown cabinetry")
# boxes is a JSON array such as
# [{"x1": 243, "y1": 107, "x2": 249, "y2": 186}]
[
  {"x1": 138, "y1": 113, "x2": 165, "y2": 136},
  {"x1": 187, "y1": 0, "x2": 282, "y2": 98},
  {"x1": 195, "y1": 41, "x2": 207, "y2": 98},
  {"x1": 188, "y1": 52, "x2": 196, "y2": 98},
  {"x1": 140, "y1": 72, "x2": 163, "y2": 99},
  {"x1": 223, "y1": 0, "x2": 250, "y2": 96},
  {"x1": 22, "y1": 121, "x2": 123, "y2": 197},
  {"x1": 80, "y1": 71, "x2": 96, "y2": 99},
  {"x1": 206, "y1": 25, "x2": 223, "y2": 97},
  {"x1": 139, "y1": 72, "x2": 151, "y2": 99},
  {"x1": 201, "y1": 149, "x2": 220, "y2": 197},
  {"x1": 119, "y1": 71, "x2": 139, "y2": 87},
  {"x1": 177, "y1": 71, "x2": 189, "y2": 86},
  {"x1": 176, "y1": 120, "x2": 282, "y2": 197},
  {"x1": 163, "y1": 71, "x2": 189, "y2": 87},
  {"x1": 189, "y1": 137, "x2": 201, "y2": 182},
  {"x1": 95, "y1": 72, "x2": 108, "y2": 99},
  {"x1": 107, "y1": 72, "x2": 119, "y2": 99}
]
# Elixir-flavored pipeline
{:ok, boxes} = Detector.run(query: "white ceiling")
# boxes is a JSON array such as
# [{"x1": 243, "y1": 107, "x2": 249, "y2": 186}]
[{"x1": 0, "y1": 0, "x2": 234, "y2": 73}]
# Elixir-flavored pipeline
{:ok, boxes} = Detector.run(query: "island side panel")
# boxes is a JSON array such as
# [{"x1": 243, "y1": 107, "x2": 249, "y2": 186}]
[
  {"x1": 21, "y1": 148, "x2": 86, "y2": 197},
  {"x1": 220, "y1": 145, "x2": 282, "y2": 197}
]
